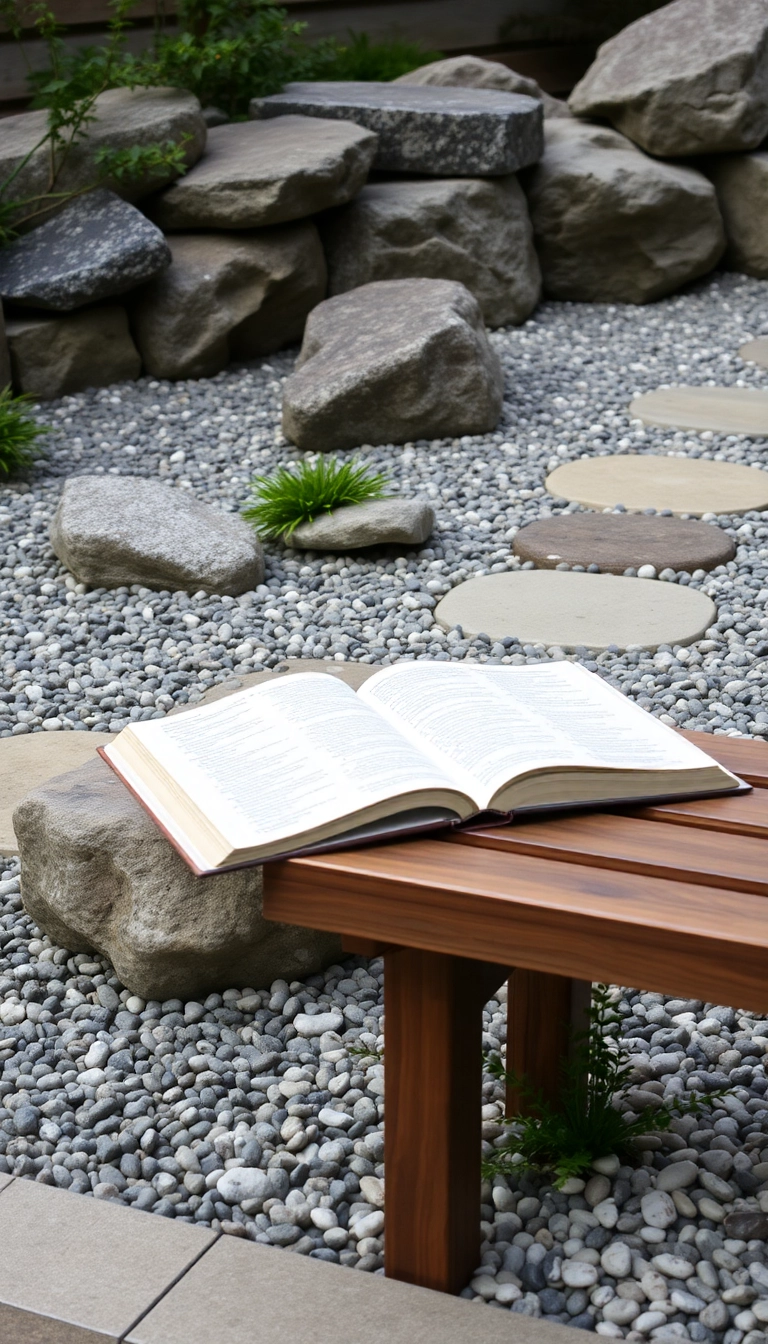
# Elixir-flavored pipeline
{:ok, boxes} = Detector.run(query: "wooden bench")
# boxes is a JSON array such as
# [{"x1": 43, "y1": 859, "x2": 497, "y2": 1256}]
[{"x1": 263, "y1": 730, "x2": 768, "y2": 1298}]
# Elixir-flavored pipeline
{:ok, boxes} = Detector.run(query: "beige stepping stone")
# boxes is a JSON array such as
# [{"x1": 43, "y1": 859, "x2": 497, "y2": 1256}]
[
  {"x1": 545, "y1": 454, "x2": 768, "y2": 517},
  {"x1": 0, "y1": 731, "x2": 111, "y2": 855},
  {"x1": 434, "y1": 570, "x2": 716, "y2": 652},
  {"x1": 739, "y1": 337, "x2": 768, "y2": 369},
  {"x1": 628, "y1": 385, "x2": 768, "y2": 436},
  {"x1": 513, "y1": 513, "x2": 735, "y2": 573}
]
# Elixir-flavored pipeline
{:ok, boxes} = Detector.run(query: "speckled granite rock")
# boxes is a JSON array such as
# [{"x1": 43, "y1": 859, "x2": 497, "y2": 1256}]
[
  {"x1": 706, "y1": 152, "x2": 768, "y2": 278},
  {"x1": 282, "y1": 278, "x2": 503, "y2": 451},
  {"x1": 149, "y1": 116, "x2": 378, "y2": 230},
  {"x1": 14, "y1": 757, "x2": 339, "y2": 1000},
  {"x1": 0, "y1": 190, "x2": 171, "y2": 311},
  {"x1": 286, "y1": 498, "x2": 436, "y2": 549},
  {"x1": 394, "y1": 54, "x2": 572, "y2": 120},
  {"x1": 50, "y1": 475, "x2": 264, "y2": 594},
  {"x1": 249, "y1": 81, "x2": 543, "y2": 176},
  {"x1": 5, "y1": 306, "x2": 141, "y2": 399}
]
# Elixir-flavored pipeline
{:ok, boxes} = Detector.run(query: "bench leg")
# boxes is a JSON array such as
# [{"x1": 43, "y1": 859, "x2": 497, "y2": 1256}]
[
  {"x1": 506, "y1": 972, "x2": 591, "y2": 1117},
  {"x1": 384, "y1": 948, "x2": 507, "y2": 1295}
]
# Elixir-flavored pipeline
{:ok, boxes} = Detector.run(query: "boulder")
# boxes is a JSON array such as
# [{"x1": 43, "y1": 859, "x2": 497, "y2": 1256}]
[
  {"x1": 319, "y1": 175, "x2": 540, "y2": 328},
  {"x1": 0, "y1": 303, "x2": 9, "y2": 389},
  {"x1": 569, "y1": 0, "x2": 768, "y2": 157},
  {"x1": 50, "y1": 474, "x2": 264, "y2": 595},
  {"x1": 523, "y1": 121, "x2": 725, "y2": 304},
  {"x1": 0, "y1": 190, "x2": 170, "y2": 312},
  {"x1": 149, "y1": 116, "x2": 378, "y2": 230},
  {"x1": 394, "y1": 54, "x2": 572, "y2": 119},
  {"x1": 706, "y1": 152, "x2": 768, "y2": 278},
  {"x1": 286, "y1": 498, "x2": 435, "y2": 549},
  {"x1": 250, "y1": 81, "x2": 543, "y2": 176},
  {"x1": 5, "y1": 306, "x2": 141, "y2": 400},
  {"x1": 13, "y1": 757, "x2": 339, "y2": 1000},
  {"x1": 0, "y1": 87, "x2": 206, "y2": 229},
  {"x1": 130, "y1": 224, "x2": 326, "y2": 380},
  {"x1": 282, "y1": 278, "x2": 503, "y2": 452}
]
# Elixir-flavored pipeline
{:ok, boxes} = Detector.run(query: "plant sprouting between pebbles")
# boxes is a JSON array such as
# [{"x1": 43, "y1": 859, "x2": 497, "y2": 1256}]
[
  {"x1": 485, "y1": 983, "x2": 730, "y2": 1187},
  {"x1": 242, "y1": 455, "x2": 390, "y2": 540},
  {"x1": 0, "y1": 385, "x2": 48, "y2": 477}
]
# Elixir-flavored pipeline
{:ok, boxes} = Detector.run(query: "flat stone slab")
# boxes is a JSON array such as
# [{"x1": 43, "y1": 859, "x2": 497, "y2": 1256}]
[
  {"x1": 629, "y1": 386, "x2": 768, "y2": 436},
  {"x1": 740, "y1": 337, "x2": 768, "y2": 368},
  {"x1": 249, "y1": 81, "x2": 543, "y2": 176},
  {"x1": 0, "y1": 189, "x2": 170, "y2": 311},
  {"x1": 545, "y1": 455, "x2": 768, "y2": 517},
  {"x1": 0, "y1": 730, "x2": 111, "y2": 855},
  {"x1": 513, "y1": 513, "x2": 735, "y2": 573},
  {"x1": 434, "y1": 570, "x2": 716, "y2": 652}
]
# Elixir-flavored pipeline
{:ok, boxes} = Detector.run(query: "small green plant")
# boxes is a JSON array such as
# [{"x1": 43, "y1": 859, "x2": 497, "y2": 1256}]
[
  {"x1": 0, "y1": 386, "x2": 48, "y2": 477},
  {"x1": 242, "y1": 456, "x2": 390, "y2": 540},
  {"x1": 484, "y1": 984, "x2": 730, "y2": 1188}
]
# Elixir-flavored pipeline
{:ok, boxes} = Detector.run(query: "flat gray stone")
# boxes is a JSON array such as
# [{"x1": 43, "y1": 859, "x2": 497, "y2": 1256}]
[
  {"x1": 286, "y1": 498, "x2": 435, "y2": 550},
  {"x1": 50, "y1": 474, "x2": 264, "y2": 594},
  {"x1": 513, "y1": 513, "x2": 735, "y2": 573},
  {"x1": 0, "y1": 731, "x2": 112, "y2": 856},
  {"x1": 569, "y1": 0, "x2": 768, "y2": 157},
  {"x1": 0, "y1": 189, "x2": 170, "y2": 312},
  {"x1": 629, "y1": 386, "x2": 768, "y2": 436},
  {"x1": 740, "y1": 337, "x2": 768, "y2": 368},
  {"x1": 282, "y1": 278, "x2": 503, "y2": 452},
  {"x1": 393, "y1": 53, "x2": 572, "y2": 119},
  {"x1": 5, "y1": 305, "x2": 141, "y2": 400},
  {"x1": 249, "y1": 81, "x2": 543, "y2": 176},
  {"x1": 149, "y1": 116, "x2": 378, "y2": 230},
  {"x1": 707, "y1": 152, "x2": 768, "y2": 278},
  {"x1": 319, "y1": 175, "x2": 541, "y2": 328},
  {"x1": 434, "y1": 570, "x2": 716, "y2": 652},
  {"x1": 545, "y1": 454, "x2": 768, "y2": 517}
]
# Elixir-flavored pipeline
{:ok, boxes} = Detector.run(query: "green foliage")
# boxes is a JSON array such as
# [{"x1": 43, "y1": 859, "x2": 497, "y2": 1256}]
[
  {"x1": 312, "y1": 32, "x2": 440, "y2": 84},
  {"x1": 484, "y1": 984, "x2": 731, "y2": 1188},
  {"x1": 242, "y1": 455, "x2": 390, "y2": 540},
  {"x1": 0, "y1": 386, "x2": 48, "y2": 478}
]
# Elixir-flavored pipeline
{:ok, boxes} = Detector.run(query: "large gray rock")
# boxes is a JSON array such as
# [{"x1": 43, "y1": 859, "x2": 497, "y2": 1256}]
[
  {"x1": 319, "y1": 175, "x2": 540, "y2": 329},
  {"x1": 50, "y1": 475, "x2": 264, "y2": 595},
  {"x1": 569, "y1": 0, "x2": 768, "y2": 157},
  {"x1": 394, "y1": 54, "x2": 572, "y2": 120},
  {"x1": 14, "y1": 757, "x2": 339, "y2": 1001},
  {"x1": 0, "y1": 87, "x2": 206, "y2": 229},
  {"x1": 250, "y1": 81, "x2": 543, "y2": 176},
  {"x1": 706, "y1": 153, "x2": 768, "y2": 278},
  {"x1": 149, "y1": 116, "x2": 377, "y2": 230},
  {"x1": 523, "y1": 121, "x2": 725, "y2": 304},
  {"x1": 0, "y1": 190, "x2": 170, "y2": 312},
  {"x1": 282, "y1": 278, "x2": 503, "y2": 452},
  {"x1": 5, "y1": 306, "x2": 141, "y2": 400},
  {"x1": 0, "y1": 304, "x2": 10, "y2": 389},
  {"x1": 286, "y1": 498, "x2": 435, "y2": 550},
  {"x1": 130, "y1": 224, "x2": 326, "y2": 380}
]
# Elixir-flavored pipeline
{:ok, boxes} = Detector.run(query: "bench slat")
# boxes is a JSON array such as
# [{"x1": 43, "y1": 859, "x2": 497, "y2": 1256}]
[
  {"x1": 633, "y1": 787, "x2": 768, "y2": 837},
  {"x1": 678, "y1": 729, "x2": 768, "y2": 785}
]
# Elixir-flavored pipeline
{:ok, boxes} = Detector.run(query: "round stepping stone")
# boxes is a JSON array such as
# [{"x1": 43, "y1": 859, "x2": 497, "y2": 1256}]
[
  {"x1": 513, "y1": 513, "x2": 735, "y2": 574},
  {"x1": 628, "y1": 386, "x2": 768, "y2": 436},
  {"x1": 545, "y1": 455, "x2": 768, "y2": 517},
  {"x1": 434, "y1": 571, "x2": 716, "y2": 652},
  {"x1": 739, "y1": 337, "x2": 768, "y2": 369},
  {"x1": 0, "y1": 731, "x2": 112, "y2": 856}
]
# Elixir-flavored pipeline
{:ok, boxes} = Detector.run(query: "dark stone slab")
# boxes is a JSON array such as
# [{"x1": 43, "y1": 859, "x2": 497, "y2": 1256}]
[
  {"x1": 513, "y1": 513, "x2": 735, "y2": 574},
  {"x1": 0, "y1": 189, "x2": 170, "y2": 311},
  {"x1": 249, "y1": 81, "x2": 543, "y2": 176}
]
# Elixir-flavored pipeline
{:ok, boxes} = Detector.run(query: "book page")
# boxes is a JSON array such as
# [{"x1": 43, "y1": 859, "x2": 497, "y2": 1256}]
[
  {"x1": 121, "y1": 674, "x2": 469, "y2": 851},
  {"x1": 360, "y1": 661, "x2": 722, "y2": 809}
]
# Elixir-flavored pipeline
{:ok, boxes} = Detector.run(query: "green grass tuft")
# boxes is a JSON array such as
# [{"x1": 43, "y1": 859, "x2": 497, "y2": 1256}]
[
  {"x1": 242, "y1": 456, "x2": 390, "y2": 540},
  {"x1": 0, "y1": 385, "x2": 48, "y2": 478}
]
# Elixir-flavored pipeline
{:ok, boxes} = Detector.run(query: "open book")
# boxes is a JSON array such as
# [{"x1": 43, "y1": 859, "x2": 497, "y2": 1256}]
[{"x1": 100, "y1": 661, "x2": 743, "y2": 875}]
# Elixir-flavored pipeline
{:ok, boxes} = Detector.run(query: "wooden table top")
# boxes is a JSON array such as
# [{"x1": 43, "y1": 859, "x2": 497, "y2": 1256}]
[{"x1": 263, "y1": 730, "x2": 768, "y2": 1014}]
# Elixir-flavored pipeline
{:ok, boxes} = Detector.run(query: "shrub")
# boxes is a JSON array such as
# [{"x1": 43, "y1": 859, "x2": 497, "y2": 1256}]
[
  {"x1": 242, "y1": 455, "x2": 390, "y2": 539},
  {"x1": 0, "y1": 386, "x2": 48, "y2": 477}
]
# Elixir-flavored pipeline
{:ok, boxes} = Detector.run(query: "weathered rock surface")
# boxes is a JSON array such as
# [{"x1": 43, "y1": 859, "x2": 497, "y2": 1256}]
[
  {"x1": 149, "y1": 116, "x2": 377, "y2": 230},
  {"x1": 130, "y1": 224, "x2": 326, "y2": 380},
  {"x1": 50, "y1": 475, "x2": 264, "y2": 595},
  {"x1": 319, "y1": 176, "x2": 540, "y2": 328},
  {"x1": 512, "y1": 513, "x2": 736, "y2": 574},
  {"x1": 706, "y1": 152, "x2": 768, "y2": 278},
  {"x1": 5, "y1": 306, "x2": 141, "y2": 400},
  {"x1": 1, "y1": 732, "x2": 113, "y2": 856},
  {"x1": 0, "y1": 303, "x2": 9, "y2": 389},
  {"x1": 282, "y1": 278, "x2": 503, "y2": 451},
  {"x1": 0, "y1": 190, "x2": 170, "y2": 311},
  {"x1": 250, "y1": 81, "x2": 543, "y2": 176},
  {"x1": 286, "y1": 498, "x2": 435, "y2": 549},
  {"x1": 0, "y1": 87, "x2": 206, "y2": 229},
  {"x1": 394, "y1": 54, "x2": 571, "y2": 119},
  {"x1": 14, "y1": 757, "x2": 339, "y2": 1000},
  {"x1": 569, "y1": 0, "x2": 768, "y2": 156},
  {"x1": 523, "y1": 121, "x2": 725, "y2": 304}
]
